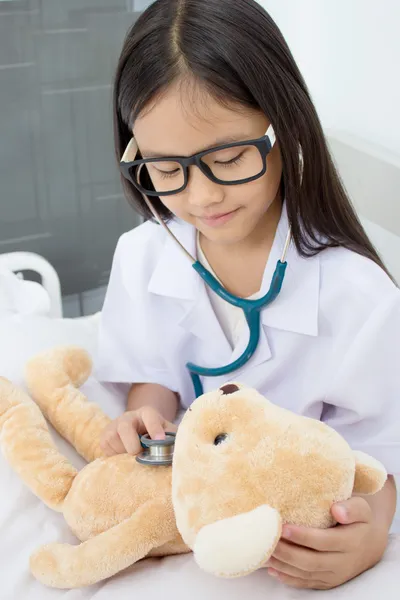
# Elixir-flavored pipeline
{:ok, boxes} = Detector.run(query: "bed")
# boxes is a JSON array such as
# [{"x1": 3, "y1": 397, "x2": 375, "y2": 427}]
[{"x1": 0, "y1": 131, "x2": 399, "y2": 599}]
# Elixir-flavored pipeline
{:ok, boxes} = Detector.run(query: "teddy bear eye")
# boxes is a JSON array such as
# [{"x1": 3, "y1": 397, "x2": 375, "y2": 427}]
[{"x1": 214, "y1": 434, "x2": 228, "y2": 446}]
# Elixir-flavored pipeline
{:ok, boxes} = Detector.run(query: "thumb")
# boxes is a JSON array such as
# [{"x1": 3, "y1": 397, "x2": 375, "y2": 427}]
[{"x1": 331, "y1": 496, "x2": 372, "y2": 525}]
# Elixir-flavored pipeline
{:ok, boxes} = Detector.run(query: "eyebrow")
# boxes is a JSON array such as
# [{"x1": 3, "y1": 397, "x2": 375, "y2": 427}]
[{"x1": 139, "y1": 134, "x2": 253, "y2": 159}]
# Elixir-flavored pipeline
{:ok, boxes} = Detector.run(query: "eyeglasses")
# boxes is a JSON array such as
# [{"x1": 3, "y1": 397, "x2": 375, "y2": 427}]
[{"x1": 120, "y1": 124, "x2": 276, "y2": 196}]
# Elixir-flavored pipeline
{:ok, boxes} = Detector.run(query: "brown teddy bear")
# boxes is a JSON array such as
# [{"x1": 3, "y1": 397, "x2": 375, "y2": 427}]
[{"x1": 0, "y1": 346, "x2": 386, "y2": 589}]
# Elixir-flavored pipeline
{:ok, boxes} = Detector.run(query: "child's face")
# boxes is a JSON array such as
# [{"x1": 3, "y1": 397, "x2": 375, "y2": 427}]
[{"x1": 133, "y1": 80, "x2": 282, "y2": 245}]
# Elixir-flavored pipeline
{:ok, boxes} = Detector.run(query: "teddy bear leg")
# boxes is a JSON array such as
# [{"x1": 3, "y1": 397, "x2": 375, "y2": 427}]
[
  {"x1": 0, "y1": 378, "x2": 77, "y2": 511},
  {"x1": 193, "y1": 504, "x2": 282, "y2": 578},
  {"x1": 353, "y1": 450, "x2": 387, "y2": 495},
  {"x1": 25, "y1": 346, "x2": 111, "y2": 462},
  {"x1": 30, "y1": 498, "x2": 178, "y2": 588}
]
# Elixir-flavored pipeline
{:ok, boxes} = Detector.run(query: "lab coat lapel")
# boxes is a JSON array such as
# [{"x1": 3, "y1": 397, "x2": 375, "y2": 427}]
[
  {"x1": 178, "y1": 290, "x2": 234, "y2": 359},
  {"x1": 228, "y1": 322, "x2": 272, "y2": 376},
  {"x1": 259, "y1": 208, "x2": 320, "y2": 337},
  {"x1": 148, "y1": 219, "x2": 233, "y2": 365},
  {"x1": 228, "y1": 202, "x2": 320, "y2": 375}
]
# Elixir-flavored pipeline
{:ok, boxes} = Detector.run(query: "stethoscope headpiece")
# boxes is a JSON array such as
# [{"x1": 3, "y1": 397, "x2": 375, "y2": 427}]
[{"x1": 136, "y1": 432, "x2": 176, "y2": 466}]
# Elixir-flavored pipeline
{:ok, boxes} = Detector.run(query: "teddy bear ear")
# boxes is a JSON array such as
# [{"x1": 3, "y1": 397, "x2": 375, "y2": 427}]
[
  {"x1": 219, "y1": 384, "x2": 240, "y2": 395},
  {"x1": 352, "y1": 451, "x2": 387, "y2": 495},
  {"x1": 219, "y1": 382, "x2": 245, "y2": 395}
]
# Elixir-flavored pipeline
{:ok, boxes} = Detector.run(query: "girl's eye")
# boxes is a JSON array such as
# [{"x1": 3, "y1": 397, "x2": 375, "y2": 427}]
[
  {"x1": 215, "y1": 152, "x2": 245, "y2": 167},
  {"x1": 156, "y1": 169, "x2": 180, "y2": 179},
  {"x1": 148, "y1": 163, "x2": 181, "y2": 179}
]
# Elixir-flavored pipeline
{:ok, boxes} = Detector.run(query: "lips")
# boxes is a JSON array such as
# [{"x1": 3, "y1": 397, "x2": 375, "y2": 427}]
[
  {"x1": 197, "y1": 208, "x2": 240, "y2": 227},
  {"x1": 204, "y1": 211, "x2": 234, "y2": 219}
]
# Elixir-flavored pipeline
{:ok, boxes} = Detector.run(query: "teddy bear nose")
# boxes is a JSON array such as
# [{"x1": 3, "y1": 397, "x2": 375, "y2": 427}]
[{"x1": 220, "y1": 384, "x2": 239, "y2": 395}]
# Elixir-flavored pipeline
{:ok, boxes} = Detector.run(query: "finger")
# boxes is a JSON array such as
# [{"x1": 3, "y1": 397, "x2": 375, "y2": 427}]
[
  {"x1": 104, "y1": 430, "x2": 126, "y2": 455},
  {"x1": 117, "y1": 421, "x2": 142, "y2": 455},
  {"x1": 331, "y1": 496, "x2": 372, "y2": 525},
  {"x1": 161, "y1": 419, "x2": 178, "y2": 434},
  {"x1": 100, "y1": 433, "x2": 111, "y2": 454},
  {"x1": 100, "y1": 430, "x2": 118, "y2": 456},
  {"x1": 267, "y1": 557, "x2": 315, "y2": 580},
  {"x1": 273, "y1": 540, "x2": 336, "y2": 572},
  {"x1": 141, "y1": 407, "x2": 167, "y2": 440},
  {"x1": 270, "y1": 571, "x2": 333, "y2": 590},
  {"x1": 100, "y1": 440, "x2": 116, "y2": 457},
  {"x1": 281, "y1": 524, "x2": 343, "y2": 552}
]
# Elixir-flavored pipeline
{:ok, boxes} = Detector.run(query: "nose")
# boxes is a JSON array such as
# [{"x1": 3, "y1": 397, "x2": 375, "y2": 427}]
[{"x1": 187, "y1": 165, "x2": 224, "y2": 209}]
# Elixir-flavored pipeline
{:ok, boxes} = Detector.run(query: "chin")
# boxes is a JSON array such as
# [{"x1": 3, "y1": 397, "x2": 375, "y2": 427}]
[{"x1": 201, "y1": 224, "x2": 253, "y2": 246}]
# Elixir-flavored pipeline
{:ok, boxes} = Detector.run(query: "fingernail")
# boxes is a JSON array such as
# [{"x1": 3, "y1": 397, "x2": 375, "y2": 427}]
[
  {"x1": 282, "y1": 526, "x2": 291, "y2": 539},
  {"x1": 154, "y1": 433, "x2": 165, "y2": 440},
  {"x1": 268, "y1": 569, "x2": 278, "y2": 577}
]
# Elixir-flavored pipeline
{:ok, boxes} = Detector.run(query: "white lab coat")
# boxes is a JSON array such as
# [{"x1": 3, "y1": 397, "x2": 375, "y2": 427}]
[{"x1": 95, "y1": 204, "x2": 400, "y2": 476}]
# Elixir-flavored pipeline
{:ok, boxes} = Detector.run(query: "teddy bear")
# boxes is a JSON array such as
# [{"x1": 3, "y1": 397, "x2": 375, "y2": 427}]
[{"x1": 0, "y1": 346, "x2": 387, "y2": 589}]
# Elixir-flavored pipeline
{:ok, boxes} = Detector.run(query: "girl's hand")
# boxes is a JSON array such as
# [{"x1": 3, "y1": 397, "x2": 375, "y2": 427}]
[
  {"x1": 100, "y1": 406, "x2": 177, "y2": 456},
  {"x1": 265, "y1": 497, "x2": 389, "y2": 590}
]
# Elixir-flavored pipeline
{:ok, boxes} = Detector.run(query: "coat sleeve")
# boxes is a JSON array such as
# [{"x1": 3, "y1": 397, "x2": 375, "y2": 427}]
[
  {"x1": 93, "y1": 236, "x2": 178, "y2": 392},
  {"x1": 322, "y1": 289, "x2": 400, "y2": 475}
]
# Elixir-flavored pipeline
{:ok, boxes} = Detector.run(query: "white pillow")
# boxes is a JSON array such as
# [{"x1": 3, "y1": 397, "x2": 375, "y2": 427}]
[
  {"x1": 0, "y1": 269, "x2": 51, "y2": 318},
  {"x1": 0, "y1": 314, "x2": 97, "y2": 383}
]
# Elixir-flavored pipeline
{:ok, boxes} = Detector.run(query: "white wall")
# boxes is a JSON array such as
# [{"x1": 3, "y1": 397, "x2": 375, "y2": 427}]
[
  {"x1": 259, "y1": 0, "x2": 400, "y2": 156},
  {"x1": 259, "y1": 0, "x2": 400, "y2": 286}
]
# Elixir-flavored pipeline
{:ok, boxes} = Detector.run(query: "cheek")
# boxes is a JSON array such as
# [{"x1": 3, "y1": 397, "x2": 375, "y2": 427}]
[
  {"x1": 240, "y1": 175, "x2": 280, "y2": 212},
  {"x1": 159, "y1": 193, "x2": 189, "y2": 218},
  {"x1": 253, "y1": 151, "x2": 282, "y2": 203}
]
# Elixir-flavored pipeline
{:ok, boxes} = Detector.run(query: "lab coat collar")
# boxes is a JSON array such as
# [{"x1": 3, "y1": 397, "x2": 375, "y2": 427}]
[
  {"x1": 259, "y1": 204, "x2": 320, "y2": 337},
  {"x1": 148, "y1": 218, "x2": 199, "y2": 300},
  {"x1": 148, "y1": 202, "x2": 320, "y2": 339},
  {"x1": 148, "y1": 218, "x2": 233, "y2": 361}
]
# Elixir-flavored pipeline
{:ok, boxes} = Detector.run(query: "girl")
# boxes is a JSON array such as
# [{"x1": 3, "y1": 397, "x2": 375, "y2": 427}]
[{"x1": 95, "y1": 0, "x2": 399, "y2": 590}]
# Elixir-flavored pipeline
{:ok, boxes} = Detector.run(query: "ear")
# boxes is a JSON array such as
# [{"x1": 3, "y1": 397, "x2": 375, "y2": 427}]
[
  {"x1": 352, "y1": 451, "x2": 387, "y2": 495},
  {"x1": 193, "y1": 505, "x2": 282, "y2": 578}
]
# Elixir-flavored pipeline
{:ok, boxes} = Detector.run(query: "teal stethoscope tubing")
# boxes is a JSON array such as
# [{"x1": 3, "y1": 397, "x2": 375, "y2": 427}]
[
  {"x1": 188, "y1": 258, "x2": 287, "y2": 397},
  {"x1": 139, "y1": 180, "x2": 291, "y2": 399}
]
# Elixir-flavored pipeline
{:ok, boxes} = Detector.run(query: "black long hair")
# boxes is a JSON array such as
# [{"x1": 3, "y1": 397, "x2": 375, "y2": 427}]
[{"x1": 113, "y1": 0, "x2": 390, "y2": 276}]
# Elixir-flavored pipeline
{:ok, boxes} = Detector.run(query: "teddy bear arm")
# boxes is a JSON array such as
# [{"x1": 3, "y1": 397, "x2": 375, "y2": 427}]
[
  {"x1": 30, "y1": 497, "x2": 178, "y2": 588},
  {"x1": 193, "y1": 504, "x2": 282, "y2": 578},
  {"x1": 353, "y1": 450, "x2": 387, "y2": 495},
  {"x1": 25, "y1": 347, "x2": 111, "y2": 462}
]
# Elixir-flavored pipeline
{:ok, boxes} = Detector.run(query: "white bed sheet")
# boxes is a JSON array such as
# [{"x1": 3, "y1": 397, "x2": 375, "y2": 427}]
[{"x1": 0, "y1": 315, "x2": 399, "y2": 600}]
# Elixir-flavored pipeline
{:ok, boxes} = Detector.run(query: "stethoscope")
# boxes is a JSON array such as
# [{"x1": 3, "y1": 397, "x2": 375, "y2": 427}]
[
  {"x1": 137, "y1": 432, "x2": 176, "y2": 466},
  {"x1": 135, "y1": 169, "x2": 291, "y2": 466}
]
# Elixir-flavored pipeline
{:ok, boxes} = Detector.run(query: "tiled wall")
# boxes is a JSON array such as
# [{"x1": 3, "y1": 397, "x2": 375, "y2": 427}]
[{"x1": 0, "y1": 0, "x2": 153, "y2": 315}]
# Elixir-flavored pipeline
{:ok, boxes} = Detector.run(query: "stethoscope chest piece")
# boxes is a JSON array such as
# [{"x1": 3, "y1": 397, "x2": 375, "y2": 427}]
[{"x1": 136, "y1": 432, "x2": 176, "y2": 466}]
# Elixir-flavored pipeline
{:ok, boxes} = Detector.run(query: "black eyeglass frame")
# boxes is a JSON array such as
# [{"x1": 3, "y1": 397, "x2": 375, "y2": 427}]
[{"x1": 120, "y1": 125, "x2": 276, "y2": 197}]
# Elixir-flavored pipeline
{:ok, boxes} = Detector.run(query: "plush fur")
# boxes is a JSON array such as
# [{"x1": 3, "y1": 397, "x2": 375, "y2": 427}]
[
  {"x1": 172, "y1": 384, "x2": 387, "y2": 576},
  {"x1": 0, "y1": 347, "x2": 187, "y2": 589},
  {"x1": 0, "y1": 347, "x2": 387, "y2": 588}
]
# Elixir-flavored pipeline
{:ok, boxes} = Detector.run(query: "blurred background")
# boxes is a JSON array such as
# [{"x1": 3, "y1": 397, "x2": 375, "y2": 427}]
[
  {"x1": 0, "y1": 0, "x2": 399, "y2": 317},
  {"x1": 0, "y1": 0, "x2": 153, "y2": 317}
]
